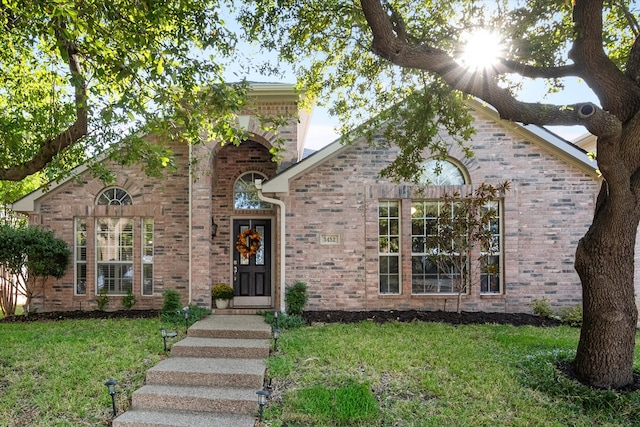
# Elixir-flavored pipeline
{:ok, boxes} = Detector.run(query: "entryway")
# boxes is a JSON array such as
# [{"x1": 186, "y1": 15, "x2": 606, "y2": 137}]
[{"x1": 232, "y1": 219, "x2": 272, "y2": 307}]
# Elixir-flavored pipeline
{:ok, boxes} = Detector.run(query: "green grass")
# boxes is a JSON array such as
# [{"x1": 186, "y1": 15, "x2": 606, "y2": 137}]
[
  {"x1": 3, "y1": 317, "x2": 640, "y2": 426},
  {"x1": 0, "y1": 317, "x2": 180, "y2": 426},
  {"x1": 264, "y1": 322, "x2": 640, "y2": 427}
]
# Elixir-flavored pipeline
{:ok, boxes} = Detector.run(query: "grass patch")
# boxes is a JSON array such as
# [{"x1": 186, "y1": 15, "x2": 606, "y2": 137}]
[
  {"x1": 264, "y1": 321, "x2": 640, "y2": 426},
  {"x1": 0, "y1": 316, "x2": 178, "y2": 426},
  {"x1": 283, "y1": 380, "x2": 379, "y2": 426}
]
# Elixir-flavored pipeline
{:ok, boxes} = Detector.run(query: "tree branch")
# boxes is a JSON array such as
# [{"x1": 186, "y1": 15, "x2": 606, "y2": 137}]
[
  {"x1": 360, "y1": 0, "x2": 622, "y2": 134},
  {"x1": 569, "y1": 0, "x2": 640, "y2": 119},
  {"x1": 499, "y1": 59, "x2": 579, "y2": 79},
  {"x1": 0, "y1": 25, "x2": 88, "y2": 181}
]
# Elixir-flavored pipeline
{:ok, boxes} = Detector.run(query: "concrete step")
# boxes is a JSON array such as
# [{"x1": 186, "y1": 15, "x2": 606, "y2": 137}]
[
  {"x1": 145, "y1": 357, "x2": 265, "y2": 388},
  {"x1": 171, "y1": 337, "x2": 270, "y2": 359},
  {"x1": 131, "y1": 385, "x2": 258, "y2": 414},
  {"x1": 187, "y1": 315, "x2": 272, "y2": 340},
  {"x1": 112, "y1": 408, "x2": 255, "y2": 427}
]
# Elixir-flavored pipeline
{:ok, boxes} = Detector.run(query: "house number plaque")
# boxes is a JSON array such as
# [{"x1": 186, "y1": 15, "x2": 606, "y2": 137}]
[{"x1": 320, "y1": 234, "x2": 341, "y2": 245}]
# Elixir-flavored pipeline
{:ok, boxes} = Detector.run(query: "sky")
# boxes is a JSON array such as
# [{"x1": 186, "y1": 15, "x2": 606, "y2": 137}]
[{"x1": 224, "y1": 25, "x2": 601, "y2": 152}]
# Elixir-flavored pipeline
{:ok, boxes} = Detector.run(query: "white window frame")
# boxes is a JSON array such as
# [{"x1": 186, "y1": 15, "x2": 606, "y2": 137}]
[
  {"x1": 74, "y1": 218, "x2": 87, "y2": 295},
  {"x1": 142, "y1": 218, "x2": 154, "y2": 296},
  {"x1": 378, "y1": 200, "x2": 401, "y2": 294},
  {"x1": 95, "y1": 217, "x2": 134, "y2": 296}
]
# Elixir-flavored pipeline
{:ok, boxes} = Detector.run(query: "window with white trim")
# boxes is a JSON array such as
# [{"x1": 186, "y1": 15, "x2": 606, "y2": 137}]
[
  {"x1": 234, "y1": 172, "x2": 271, "y2": 209},
  {"x1": 411, "y1": 201, "x2": 460, "y2": 294},
  {"x1": 96, "y1": 217, "x2": 133, "y2": 295},
  {"x1": 480, "y1": 201, "x2": 502, "y2": 293},
  {"x1": 75, "y1": 218, "x2": 87, "y2": 295},
  {"x1": 378, "y1": 201, "x2": 400, "y2": 294},
  {"x1": 142, "y1": 218, "x2": 154, "y2": 296}
]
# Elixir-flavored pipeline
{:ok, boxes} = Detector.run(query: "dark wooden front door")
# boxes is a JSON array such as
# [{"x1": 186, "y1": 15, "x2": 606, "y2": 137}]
[{"x1": 233, "y1": 219, "x2": 271, "y2": 306}]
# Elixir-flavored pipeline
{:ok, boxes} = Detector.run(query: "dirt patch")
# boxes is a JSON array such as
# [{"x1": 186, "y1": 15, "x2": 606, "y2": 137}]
[{"x1": 302, "y1": 310, "x2": 562, "y2": 327}]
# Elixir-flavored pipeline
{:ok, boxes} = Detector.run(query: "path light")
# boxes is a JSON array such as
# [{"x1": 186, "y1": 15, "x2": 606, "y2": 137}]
[
  {"x1": 160, "y1": 327, "x2": 178, "y2": 352},
  {"x1": 256, "y1": 389, "x2": 269, "y2": 421},
  {"x1": 272, "y1": 327, "x2": 281, "y2": 352},
  {"x1": 182, "y1": 306, "x2": 190, "y2": 332},
  {"x1": 104, "y1": 379, "x2": 117, "y2": 417},
  {"x1": 263, "y1": 377, "x2": 273, "y2": 391},
  {"x1": 274, "y1": 310, "x2": 279, "y2": 328}
]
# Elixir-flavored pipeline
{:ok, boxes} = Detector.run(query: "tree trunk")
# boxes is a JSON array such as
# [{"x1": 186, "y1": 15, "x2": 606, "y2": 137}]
[{"x1": 574, "y1": 186, "x2": 639, "y2": 388}]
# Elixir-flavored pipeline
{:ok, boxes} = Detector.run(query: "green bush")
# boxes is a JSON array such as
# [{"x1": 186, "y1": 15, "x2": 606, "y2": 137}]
[
  {"x1": 531, "y1": 298, "x2": 555, "y2": 318},
  {"x1": 121, "y1": 287, "x2": 137, "y2": 310},
  {"x1": 161, "y1": 289, "x2": 182, "y2": 314},
  {"x1": 161, "y1": 303, "x2": 211, "y2": 325},
  {"x1": 95, "y1": 288, "x2": 109, "y2": 311},
  {"x1": 285, "y1": 281, "x2": 308, "y2": 316},
  {"x1": 560, "y1": 304, "x2": 583, "y2": 327},
  {"x1": 263, "y1": 311, "x2": 307, "y2": 330}
]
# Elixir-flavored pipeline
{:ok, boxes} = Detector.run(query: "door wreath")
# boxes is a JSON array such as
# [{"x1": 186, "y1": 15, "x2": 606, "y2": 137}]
[{"x1": 236, "y1": 228, "x2": 261, "y2": 259}]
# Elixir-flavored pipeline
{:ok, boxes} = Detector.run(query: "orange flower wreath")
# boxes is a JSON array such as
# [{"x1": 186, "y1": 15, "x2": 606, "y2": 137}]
[{"x1": 236, "y1": 228, "x2": 261, "y2": 259}]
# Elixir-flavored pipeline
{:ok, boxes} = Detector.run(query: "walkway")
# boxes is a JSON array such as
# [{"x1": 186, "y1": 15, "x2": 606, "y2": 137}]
[{"x1": 112, "y1": 315, "x2": 272, "y2": 427}]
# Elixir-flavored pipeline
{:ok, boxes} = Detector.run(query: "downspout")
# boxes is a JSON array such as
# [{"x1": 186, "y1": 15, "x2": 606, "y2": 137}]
[
  {"x1": 188, "y1": 144, "x2": 193, "y2": 304},
  {"x1": 255, "y1": 179, "x2": 286, "y2": 313}
]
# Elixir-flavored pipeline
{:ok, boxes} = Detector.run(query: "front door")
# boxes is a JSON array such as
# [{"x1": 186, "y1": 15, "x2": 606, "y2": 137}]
[{"x1": 232, "y1": 219, "x2": 271, "y2": 307}]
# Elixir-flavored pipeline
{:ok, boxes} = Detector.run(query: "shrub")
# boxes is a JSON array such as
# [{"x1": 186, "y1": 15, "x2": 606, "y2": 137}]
[
  {"x1": 121, "y1": 287, "x2": 137, "y2": 310},
  {"x1": 161, "y1": 289, "x2": 182, "y2": 314},
  {"x1": 560, "y1": 304, "x2": 583, "y2": 327},
  {"x1": 285, "y1": 281, "x2": 308, "y2": 316},
  {"x1": 531, "y1": 298, "x2": 555, "y2": 319},
  {"x1": 263, "y1": 311, "x2": 307, "y2": 330},
  {"x1": 211, "y1": 283, "x2": 234, "y2": 300},
  {"x1": 95, "y1": 288, "x2": 109, "y2": 311}
]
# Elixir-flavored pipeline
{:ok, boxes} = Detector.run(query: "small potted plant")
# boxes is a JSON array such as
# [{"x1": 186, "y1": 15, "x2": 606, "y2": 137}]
[{"x1": 211, "y1": 283, "x2": 234, "y2": 309}]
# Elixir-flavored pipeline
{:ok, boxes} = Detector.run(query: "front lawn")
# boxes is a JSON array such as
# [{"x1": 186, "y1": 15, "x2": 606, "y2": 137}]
[
  {"x1": 2, "y1": 316, "x2": 640, "y2": 426},
  {"x1": 264, "y1": 321, "x2": 640, "y2": 426},
  {"x1": 0, "y1": 317, "x2": 171, "y2": 426}
]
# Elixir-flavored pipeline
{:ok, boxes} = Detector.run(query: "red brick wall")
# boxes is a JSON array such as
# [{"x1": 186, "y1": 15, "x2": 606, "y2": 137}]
[
  {"x1": 31, "y1": 142, "x2": 192, "y2": 311},
  {"x1": 25, "y1": 96, "x2": 300, "y2": 312},
  {"x1": 279, "y1": 113, "x2": 600, "y2": 313}
]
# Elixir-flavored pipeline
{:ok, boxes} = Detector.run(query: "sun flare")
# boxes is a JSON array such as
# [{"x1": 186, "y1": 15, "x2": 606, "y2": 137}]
[{"x1": 460, "y1": 29, "x2": 504, "y2": 71}]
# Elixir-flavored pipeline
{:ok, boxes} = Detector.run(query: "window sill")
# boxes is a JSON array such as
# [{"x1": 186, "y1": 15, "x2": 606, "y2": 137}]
[{"x1": 480, "y1": 293, "x2": 504, "y2": 298}]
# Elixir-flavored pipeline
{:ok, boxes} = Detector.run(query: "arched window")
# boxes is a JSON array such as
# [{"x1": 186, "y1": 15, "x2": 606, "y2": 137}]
[
  {"x1": 419, "y1": 159, "x2": 466, "y2": 185},
  {"x1": 234, "y1": 172, "x2": 271, "y2": 209},
  {"x1": 96, "y1": 188, "x2": 132, "y2": 205}
]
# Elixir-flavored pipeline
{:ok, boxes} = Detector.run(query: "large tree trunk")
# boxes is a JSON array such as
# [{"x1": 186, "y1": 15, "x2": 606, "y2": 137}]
[{"x1": 574, "y1": 184, "x2": 639, "y2": 388}]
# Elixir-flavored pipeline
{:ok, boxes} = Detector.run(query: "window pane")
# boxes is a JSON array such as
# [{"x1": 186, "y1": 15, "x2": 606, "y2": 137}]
[
  {"x1": 142, "y1": 218, "x2": 154, "y2": 296},
  {"x1": 481, "y1": 202, "x2": 503, "y2": 294},
  {"x1": 96, "y1": 188, "x2": 132, "y2": 205},
  {"x1": 143, "y1": 264, "x2": 153, "y2": 296},
  {"x1": 234, "y1": 173, "x2": 271, "y2": 209},
  {"x1": 96, "y1": 218, "x2": 134, "y2": 295},
  {"x1": 419, "y1": 160, "x2": 466, "y2": 185},
  {"x1": 75, "y1": 219, "x2": 87, "y2": 295},
  {"x1": 256, "y1": 225, "x2": 265, "y2": 266},
  {"x1": 378, "y1": 201, "x2": 400, "y2": 294}
]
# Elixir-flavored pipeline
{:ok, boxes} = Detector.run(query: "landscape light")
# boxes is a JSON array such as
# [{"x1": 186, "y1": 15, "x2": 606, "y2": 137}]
[
  {"x1": 182, "y1": 306, "x2": 190, "y2": 331},
  {"x1": 104, "y1": 379, "x2": 117, "y2": 417},
  {"x1": 272, "y1": 328, "x2": 281, "y2": 352},
  {"x1": 160, "y1": 327, "x2": 178, "y2": 352},
  {"x1": 256, "y1": 389, "x2": 270, "y2": 421}
]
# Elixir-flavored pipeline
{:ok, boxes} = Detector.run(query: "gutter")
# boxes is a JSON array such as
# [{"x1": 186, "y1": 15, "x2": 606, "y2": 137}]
[
  {"x1": 188, "y1": 144, "x2": 193, "y2": 304},
  {"x1": 255, "y1": 179, "x2": 286, "y2": 314}
]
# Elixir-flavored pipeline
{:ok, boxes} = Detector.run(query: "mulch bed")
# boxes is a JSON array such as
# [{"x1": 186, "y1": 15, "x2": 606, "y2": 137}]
[
  {"x1": 302, "y1": 310, "x2": 562, "y2": 327},
  {"x1": 0, "y1": 308, "x2": 561, "y2": 328}
]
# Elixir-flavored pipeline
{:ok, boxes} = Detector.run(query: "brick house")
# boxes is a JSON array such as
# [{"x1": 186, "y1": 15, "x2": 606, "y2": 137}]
[{"x1": 12, "y1": 84, "x2": 605, "y2": 314}]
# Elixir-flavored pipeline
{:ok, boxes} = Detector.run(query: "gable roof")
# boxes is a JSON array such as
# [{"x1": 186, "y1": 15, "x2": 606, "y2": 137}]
[
  {"x1": 12, "y1": 83, "x2": 303, "y2": 213},
  {"x1": 261, "y1": 98, "x2": 599, "y2": 194}
]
